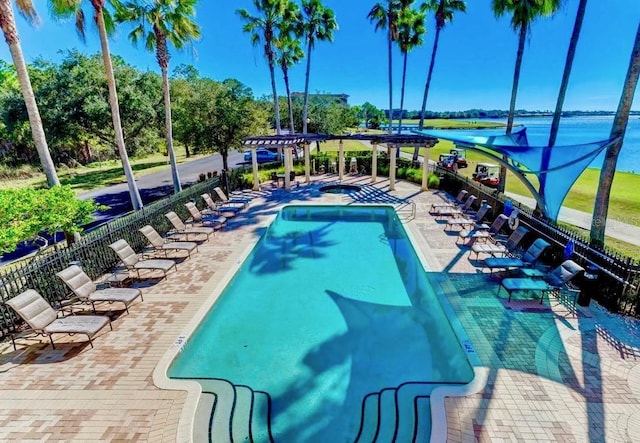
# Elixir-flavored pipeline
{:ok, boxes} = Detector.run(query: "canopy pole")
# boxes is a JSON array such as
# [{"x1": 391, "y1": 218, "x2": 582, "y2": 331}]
[
  {"x1": 389, "y1": 144, "x2": 397, "y2": 191},
  {"x1": 421, "y1": 144, "x2": 430, "y2": 191},
  {"x1": 304, "y1": 142, "x2": 310, "y2": 183},
  {"x1": 338, "y1": 140, "x2": 344, "y2": 181},
  {"x1": 371, "y1": 141, "x2": 378, "y2": 183},
  {"x1": 250, "y1": 145, "x2": 260, "y2": 191}
]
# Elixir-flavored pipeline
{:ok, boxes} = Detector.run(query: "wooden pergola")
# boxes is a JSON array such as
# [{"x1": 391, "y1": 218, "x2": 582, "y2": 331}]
[{"x1": 241, "y1": 133, "x2": 439, "y2": 191}]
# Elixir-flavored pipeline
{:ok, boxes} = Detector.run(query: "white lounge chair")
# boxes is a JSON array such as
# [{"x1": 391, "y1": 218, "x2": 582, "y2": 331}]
[
  {"x1": 165, "y1": 211, "x2": 215, "y2": 241},
  {"x1": 213, "y1": 186, "x2": 249, "y2": 208},
  {"x1": 430, "y1": 189, "x2": 468, "y2": 211},
  {"x1": 458, "y1": 214, "x2": 508, "y2": 245},
  {"x1": 56, "y1": 265, "x2": 143, "y2": 314},
  {"x1": 109, "y1": 239, "x2": 176, "y2": 279},
  {"x1": 139, "y1": 225, "x2": 198, "y2": 259},
  {"x1": 6, "y1": 289, "x2": 112, "y2": 349},
  {"x1": 184, "y1": 202, "x2": 227, "y2": 230}
]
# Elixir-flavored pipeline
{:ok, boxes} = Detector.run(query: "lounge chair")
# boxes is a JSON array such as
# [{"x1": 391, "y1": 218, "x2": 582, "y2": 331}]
[
  {"x1": 213, "y1": 186, "x2": 250, "y2": 208},
  {"x1": 430, "y1": 189, "x2": 468, "y2": 211},
  {"x1": 56, "y1": 265, "x2": 143, "y2": 314},
  {"x1": 139, "y1": 225, "x2": 198, "y2": 259},
  {"x1": 165, "y1": 211, "x2": 215, "y2": 241},
  {"x1": 470, "y1": 226, "x2": 529, "y2": 260},
  {"x1": 433, "y1": 195, "x2": 477, "y2": 220},
  {"x1": 109, "y1": 239, "x2": 176, "y2": 279},
  {"x1": 500, "y1": 259, "x2": 585, "y2": 303},
  {"x1": 201, "y1": 192, "x2": 242, "y2": 217},
  {"x1": 445, "y1": 203, "x2": 491, "y2": 232},
  {"x1": 5, "y1": 289, "x2": 112, "y2": 349},
  {"x1": 184, "y1": 202, "x2": 227, "y2": 230},
  {"x1": 458, "y1": 214, "x2": 508, "y2": 245},
  {"x1": 483, "y1": 238, "x2": 551, "y2": 274}
]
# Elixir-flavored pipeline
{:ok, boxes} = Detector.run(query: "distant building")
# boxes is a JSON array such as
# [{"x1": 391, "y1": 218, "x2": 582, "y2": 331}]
[{"x1": 291, "y1": 92, "x2": 349, "y2": 105}]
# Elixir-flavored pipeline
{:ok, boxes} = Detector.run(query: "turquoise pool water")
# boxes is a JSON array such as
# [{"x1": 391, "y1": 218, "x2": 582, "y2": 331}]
[{"x1": 169, "y1": 205, "x2": 474, "y2": 441}]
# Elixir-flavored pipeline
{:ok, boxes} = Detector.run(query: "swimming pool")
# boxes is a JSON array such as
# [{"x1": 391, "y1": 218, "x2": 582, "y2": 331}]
[{"x1": 169, "y1": 205, "x2": 474, "y2": 441}]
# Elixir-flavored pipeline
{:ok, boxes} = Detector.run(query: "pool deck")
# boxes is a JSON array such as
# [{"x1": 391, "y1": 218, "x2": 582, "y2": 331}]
[{"x1": 1, "y1": 174, "x2": 639, "y2": 442}]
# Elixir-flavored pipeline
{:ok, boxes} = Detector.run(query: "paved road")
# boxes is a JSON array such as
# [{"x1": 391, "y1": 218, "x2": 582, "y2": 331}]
[{"x1": 80, "y1": 151, "x2": 247, "y2": 225}]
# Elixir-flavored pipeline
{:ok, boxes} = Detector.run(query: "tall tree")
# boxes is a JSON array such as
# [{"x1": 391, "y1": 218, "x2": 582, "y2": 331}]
[
  {"x1": 368, "y1": 0, "x2": 413, "y2": 134},
  {"x1": 417, "y1": 0, "x2": 466, "y2": 130},
  {"x1": 492, "y1": 0, "x2": 560, "y2": 192},
  {"x1": 591, "y1": 22, "x2": 640, "y2": 248},
  {"x1": 115, "y1": 0, "x2": 201, "y2": 194},
  {"x1": 274, "y1": 0, "x2": 303, "y2": 134},
  {"x1": 238, "y1": 0, "x2": 293, "y2": 136},
  {"x1": 300, "y1": 0, "x2": 337, "y2": 134},
  {"x1": 396, "y1": 4, "x2": 426, "y2": 134},
  {"x1": 538, "y1": 0, "x2": 588, "y2": 201},
  {"x1": 0, "y1": 0, "x2": 59, "y2": 187},
  {"x1": 51, "y1": 0, "x2": 143, "y2": 210}
]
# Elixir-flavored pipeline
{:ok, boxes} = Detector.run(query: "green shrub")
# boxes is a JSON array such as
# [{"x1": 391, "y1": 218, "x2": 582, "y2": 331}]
[{"x1": 427, "y1": 173, "x2": 440, "y2": 188}]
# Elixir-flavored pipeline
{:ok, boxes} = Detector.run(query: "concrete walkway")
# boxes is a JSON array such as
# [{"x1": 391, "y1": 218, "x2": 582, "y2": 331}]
[{"x1": 506, "y1": 192, "x2": 640, "y2": 246}]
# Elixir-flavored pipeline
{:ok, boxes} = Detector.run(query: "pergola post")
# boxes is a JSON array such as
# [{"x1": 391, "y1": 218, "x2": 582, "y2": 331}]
[
  {"x1": 421, "y1": 144, "x2": 430, "y2": 191},
  {"x1": 250, "y1": 145, "x2": 260, "y2": 191},
  {"x1": 389, "y1": 144, "x2": 397, "y2": 191},
  {"x1": 304, "y1": 141, "x2": 310, "y2": 183},
  {"x1": 371, "y1": 141, "x2": 378, "y2": 183},
  {"x1": 284, "y1": 146, "x2": 291, "y2": 190},
  {"x1": 338, "y1": 139, "x2": 344, "y2": 181}
]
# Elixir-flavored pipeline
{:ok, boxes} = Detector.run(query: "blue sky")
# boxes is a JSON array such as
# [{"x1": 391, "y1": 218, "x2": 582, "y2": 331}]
[{"x1": 1, "y1": 0, "x2": 639, "y2": 112}]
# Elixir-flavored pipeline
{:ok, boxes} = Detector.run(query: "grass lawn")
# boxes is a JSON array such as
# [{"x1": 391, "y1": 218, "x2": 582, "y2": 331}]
[{"x1": 0, "y1": 152, "x2": 209, "y2": 193}]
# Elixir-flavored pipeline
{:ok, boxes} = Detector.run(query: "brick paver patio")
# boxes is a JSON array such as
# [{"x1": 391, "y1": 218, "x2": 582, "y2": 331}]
[{"x1": 1, "y1": 174, "x2": 639, "y2": 442}]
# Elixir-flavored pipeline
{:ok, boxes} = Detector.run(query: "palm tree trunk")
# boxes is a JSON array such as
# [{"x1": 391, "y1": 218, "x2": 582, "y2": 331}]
[
  {"x1": 387, "y1": 21, "x2": 393, "y2": 135},
  {"x1": 0, "y1": 1, "x2": 59, "y2": 188},
  {"x1": 591, "y1": 23, "x2": 640, "y2": 247},
  {"x1": 266, "y1": 44, "x2": 281, "y2": 135},
  {"x1": 397, "y1": 51, "x2": 408, "y2": 135},
  {"x1": 161, "y1": 65, "x2": 182, "y2": 193},
  {"x1": 539, "y1": 0, "x2": 588, "y2": 200},
  {"x1": 498, "y1": 24, "x2": 527, "y2": 193},
  {"x1": 302, "y1": 39, "x2": 312, "y2": 134},
  {"x1": 95, "y1": 6, "x2": 143, "y2": 210},
  {"x1": 281, "y1": 62, "x2": 295, "y2": 134},
  {"x1": 418, "y1": 25, "x2": 441, "y2": 130}
]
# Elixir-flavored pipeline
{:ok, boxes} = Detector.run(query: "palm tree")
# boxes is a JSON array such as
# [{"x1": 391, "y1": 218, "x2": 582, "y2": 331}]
[
  {"x1": 115, "y1": 0, "x2": 201, "y2": 195},
  {"x1": 538, "y1": 0, "x2": 588, "y2": 200},
  {"x1": 0, "y1": 0, "x2": 59, "y2": 187},
  {"x1": 51, "y1": 0, "x2": 143, "y2": 210},
  {"x1": 396, "y1": 5, "x2": 426, "y2": 134},
  {"x1": 492, "y1": 0, "x2": 560, "y2": 192},
  {"x1": 417, "y1": 0, "x2": 466, "y2": 130},
  {"x1": 300, "y1": 0, "x2": 337, "y2": 134},
  {"x1": 275, "y1": 32, "x2": 304, "y2": 134},
  {"x1": 368, "y1": 0, "x2": 413, "y2": 134},
  {"x1": 274, "y1": 1, "x2": 303, "y2": 134},
  {"x1": 591, "y1": 22, "x2": 640, "y2": 248},
  {"x1": 238, "y1": 0, "x2": 292, "y2": 136}
]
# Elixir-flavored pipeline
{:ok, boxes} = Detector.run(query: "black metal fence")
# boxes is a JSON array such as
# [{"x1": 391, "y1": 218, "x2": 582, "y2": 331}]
[
  {"x1": 0, "y1": 178, "x2": 222, "y2": 340},
  {"x1": 438, "y1": 170, "x2": 640, "y2": 317}
]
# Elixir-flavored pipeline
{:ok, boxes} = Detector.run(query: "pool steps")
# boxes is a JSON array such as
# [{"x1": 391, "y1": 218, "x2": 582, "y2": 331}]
[
  {"x1": 195, "y1": 378, "x2": 274, "y2": 442},
  {"x1": 195, "y1": 378, "x2": 451, "y2": 441}
]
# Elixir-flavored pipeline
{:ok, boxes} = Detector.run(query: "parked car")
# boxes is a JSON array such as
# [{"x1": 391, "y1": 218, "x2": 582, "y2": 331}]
[{"x1": 244, "y1": 148, "x2": 280, "y2": 163}]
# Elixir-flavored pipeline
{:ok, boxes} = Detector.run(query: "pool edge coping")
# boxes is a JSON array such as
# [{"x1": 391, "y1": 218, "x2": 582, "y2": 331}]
[{"x1": 403, "y1": 219, "x2": 488, "y2": 443}]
